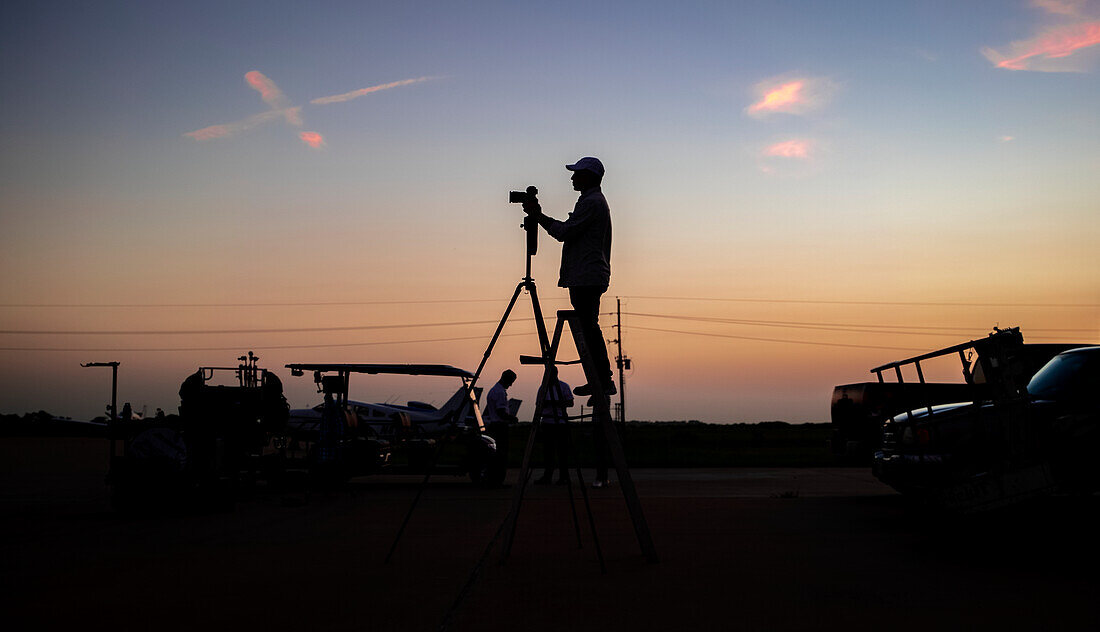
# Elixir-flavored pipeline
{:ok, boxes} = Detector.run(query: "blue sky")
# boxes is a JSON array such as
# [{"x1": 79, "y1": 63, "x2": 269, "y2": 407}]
[{"x1": 1, "y1": 1, "x2": 1097, "y2": 421}]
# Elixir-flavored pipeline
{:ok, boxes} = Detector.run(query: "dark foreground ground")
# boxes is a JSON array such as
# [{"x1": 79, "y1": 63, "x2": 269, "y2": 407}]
[{"x1": 3, "y1": 438, "x2": 1099, "y2": 631}]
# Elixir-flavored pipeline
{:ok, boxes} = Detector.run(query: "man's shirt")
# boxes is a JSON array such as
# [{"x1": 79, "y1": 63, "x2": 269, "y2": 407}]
[
  {"x1": 484, "y1": 382, "x2": 510, "y2": 424},
  {"x1": 537, "y1": 379, "x2": 573, "y2": 424},
  {"x1": 544, "y1": 186, "x2": 611, "y2": 288}
]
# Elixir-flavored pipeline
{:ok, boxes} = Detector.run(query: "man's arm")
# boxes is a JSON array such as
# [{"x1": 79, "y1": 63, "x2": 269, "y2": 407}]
[{"x1": 524, "y1": 198, "x2": 602, "y2": 243}]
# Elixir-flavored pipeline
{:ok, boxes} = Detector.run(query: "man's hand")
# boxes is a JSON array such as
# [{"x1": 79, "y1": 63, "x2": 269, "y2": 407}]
[{"x1": 522, "y1": 199, "x2": 541, "y2": 215}]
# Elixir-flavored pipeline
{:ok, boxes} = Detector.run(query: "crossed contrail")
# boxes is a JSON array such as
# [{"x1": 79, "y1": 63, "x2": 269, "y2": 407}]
[{"x1": 185, "y1": 72, "x2": 438, "y2": 147}]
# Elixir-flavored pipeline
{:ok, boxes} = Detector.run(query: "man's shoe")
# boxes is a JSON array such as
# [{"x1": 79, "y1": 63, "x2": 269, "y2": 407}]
[
  {"x1": 573, "y1": 382, "x2": 617, "y2": 396},
  {"x1": 591, "y1": 479, "x2": 611, "y2": 489}
]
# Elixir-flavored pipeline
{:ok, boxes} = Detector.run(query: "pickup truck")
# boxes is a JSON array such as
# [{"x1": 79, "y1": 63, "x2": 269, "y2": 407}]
[
  {"x1": 873, "y1": 346, "x2": 1100, "y2": 511},
  {"x1": 830, "y1": 328, "x2": 1081, "y2": 462}
]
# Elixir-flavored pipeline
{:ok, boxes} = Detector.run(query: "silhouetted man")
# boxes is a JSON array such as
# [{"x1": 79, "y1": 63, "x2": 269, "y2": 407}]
[
  {"x1": 484, "y1": 369, "x2": 519, "y2": 473},
  {"x1": 534, "y1": 366, "x2": 574, "y2": 485},
  {"x1": 524, "y1": 156, "x2": 614, "y2": 397}
]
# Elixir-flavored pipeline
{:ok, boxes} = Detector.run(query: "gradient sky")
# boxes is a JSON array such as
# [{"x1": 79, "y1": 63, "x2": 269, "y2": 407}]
[{"x1": 1, "y1": 0, "x2": 1097, "y2": 422}]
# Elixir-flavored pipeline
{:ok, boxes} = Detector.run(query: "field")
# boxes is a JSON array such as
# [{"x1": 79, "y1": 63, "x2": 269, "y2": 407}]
[
  {"x1": 507, "y1": 421, "x2": 835, "y2": 467},
  {"x1": 3, "y1": 435, "x2": 1099, "y2": 631},
  {"x1": 1, "y1": 413, "x2": 837, "y2": 468}
]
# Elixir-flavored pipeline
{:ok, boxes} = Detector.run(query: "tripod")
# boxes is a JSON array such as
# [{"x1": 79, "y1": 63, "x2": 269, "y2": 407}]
[
  {"x1": 501, "y1": 308, "x2": 659, "y2": 566},
  {"x1": 386, "y1": 193, "x2": 657, "y2": 568}
]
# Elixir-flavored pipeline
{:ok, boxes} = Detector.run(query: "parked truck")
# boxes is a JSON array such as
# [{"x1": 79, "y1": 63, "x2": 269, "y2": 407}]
[{"x1": 830, "y1": 328, "x2": 1082, "y2": 462}]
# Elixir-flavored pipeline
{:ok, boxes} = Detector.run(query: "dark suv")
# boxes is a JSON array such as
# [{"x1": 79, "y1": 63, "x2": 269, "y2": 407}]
[{"x1": 873, "y1": 347, "x2": 1100, "y2": 511}]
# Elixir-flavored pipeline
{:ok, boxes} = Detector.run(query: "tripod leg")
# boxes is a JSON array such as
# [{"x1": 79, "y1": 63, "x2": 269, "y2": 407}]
[
  {"x1": 384, "y1": 438, "x2": 446, "y2": 564},
  {"x1": 572, "y1": 465, "x2": 606, "y2": 574},
  {"x1": 471, "y1": 282, "x2": 526, "y2": 387},
  {"x1": 499, "y1": 415, "x2": 539, "y2": 563},
  {"x1": 524, "y1": 280, "x2": 552, "y2": 355},
  {"x1": 561, "y1": 428, "x2": 583, "y2": 549},
  {"x1": 500, "y1": 333, "x2": 562, "y2": 563}
]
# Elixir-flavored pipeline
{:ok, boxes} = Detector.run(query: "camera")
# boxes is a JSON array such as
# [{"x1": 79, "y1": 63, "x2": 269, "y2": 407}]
[
  {"x1": 509, "y1": 185, "x2": 539, "y2": 205},
  {"x1": 509, "y1": 185, "x2": 540, "y2": 257}
]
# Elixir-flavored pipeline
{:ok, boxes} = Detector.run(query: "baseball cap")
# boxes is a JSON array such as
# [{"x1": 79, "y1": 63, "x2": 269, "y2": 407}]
[{"x1": 565, "y1": 156, "x2": 604, "y2": 177}]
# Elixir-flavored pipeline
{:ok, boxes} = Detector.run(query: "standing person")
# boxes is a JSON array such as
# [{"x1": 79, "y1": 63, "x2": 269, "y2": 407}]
[
  {"x1": 523, "y1": 156, "x2": 615, "y2": 397},
  {"x1": 534, "y1": 367, "x2": 574, "y2": 485},
  {"x1": 484, "y1": 370, "x2": 519, "y2": 474}
]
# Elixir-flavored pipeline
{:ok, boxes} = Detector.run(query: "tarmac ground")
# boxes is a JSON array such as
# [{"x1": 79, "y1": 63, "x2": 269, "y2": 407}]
[{"x1": 3, "y1": 437, "x2": 1099, "y2": 631}]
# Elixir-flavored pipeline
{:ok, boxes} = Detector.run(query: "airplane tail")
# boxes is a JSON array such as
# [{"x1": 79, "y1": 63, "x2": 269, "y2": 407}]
[{"x1": 438, "y1": 385, "x2": 482, "y2": 422}]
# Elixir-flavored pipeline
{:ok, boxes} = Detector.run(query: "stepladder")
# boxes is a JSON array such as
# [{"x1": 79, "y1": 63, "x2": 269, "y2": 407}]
[{"x1": 501, "y1": 309, "x2": 659, "y2": 565}]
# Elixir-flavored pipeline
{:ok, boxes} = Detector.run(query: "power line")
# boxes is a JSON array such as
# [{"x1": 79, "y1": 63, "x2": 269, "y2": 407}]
[
  {"x1": 0, "y1": 332, "x2": 532, "y2": 353},
  {"x1": 0, "y1": 298, "x2": 516, "y2": 308},
  {"x1": 620, "y1": 295, "x2": 1100, "y2": 309},
  {"x1": 623, "y1": 312, "x2": 1098, "y2": 336},
  {"x1": 628, "y1": 326, "x2": 928, "y2": 352},
  {"x1": 3, "y1": 295, "x2": 1096, "y2": 309},
  {"x1": 0, "y1": 318, "x2": 534, "y2": 336}
]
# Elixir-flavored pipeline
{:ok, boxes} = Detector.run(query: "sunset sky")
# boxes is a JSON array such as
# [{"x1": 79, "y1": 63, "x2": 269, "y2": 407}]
[{"x1": 1, "y1": 0, "x2": 1097, "y2": 422}]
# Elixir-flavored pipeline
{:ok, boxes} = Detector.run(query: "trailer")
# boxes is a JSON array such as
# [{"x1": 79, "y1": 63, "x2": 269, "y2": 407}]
[
  {"x1": 107, "y1": 353, "x2": 289, "y2": 510},
  {"x1": 284, "y1": 363, "x2": 500, "y2": 485}
]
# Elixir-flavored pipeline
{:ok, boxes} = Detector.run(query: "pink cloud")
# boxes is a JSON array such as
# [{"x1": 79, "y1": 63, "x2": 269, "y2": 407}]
[
  {"x1": 310, "y1": 76, "x2": 437, "y2": 105},
  {"x1": 186, "y1": 71, "x2": 438, "y2": 147},
  {"x1": 748, "y1": 81, "x2": 805, "y2": 115},
  {"x1": 299, "y1": 131, "x2": 325, "y2": 148},
  {"x1": 185, "y1": 125, "x2": 231, "y2": 141},
  {"x1": 745, "y1": 75, "x2": 836, "y2": 118},
  {"x1": 184, "y1": 108, "x2": 299, "y2": 141},
  {"x1": 245, "y1": 71, "x2": 286, "y2": 108},
  {"x1": 245, "y1": 70, "x2": 300, "y2": 125},
  {"x1": 983, "y1": 21, "x2": 1100, "y2": 71},
  {"x1": 1032, "y1": 0, "x2": 1087, "y2": 16},
  {"x1": 764, "y1": 140, "x2": 811, "y2": 159}
]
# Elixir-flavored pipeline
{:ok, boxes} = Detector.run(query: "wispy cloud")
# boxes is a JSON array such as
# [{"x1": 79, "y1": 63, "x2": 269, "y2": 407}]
[
  {"x1": 310, "y1": 76, "x2": 437, "y2": 105},
  {"x1": 185, "y1": 107, "x2": 300, "y2": 141},
  {"x1": 186, "y1": 72, "x2": 438, "y2": 146},
  {"x1": 245, "y1": 71, "x2": 300, "y2": 125},
  {"x1": 999, "y1": 135, "x2": 1016, "y2": 142},
  {"x1": 299, "y1": 131, "x2": 325, "y2": 148},
  {"x1": 984, "y1": 1, "x2": 1100, "y2": 71},
  {"x1": 983, "y1": 21, "x2": 1100, "y2": 70},
  {"x1": 746, "y1": 75, "x2": 835, "y2": 118},
  {"x1": 1033, "y1": 0, "x2": 1087, "y2": 17},
  {"x1": 245, "y1": 71, "x2": 287, "y2": 109},
  {"x1": 763, "y1": 140, "x2": 812, "y2": 159},
  {"x1": 748, "y1": 81, "x2": 804, "y2": 115}
]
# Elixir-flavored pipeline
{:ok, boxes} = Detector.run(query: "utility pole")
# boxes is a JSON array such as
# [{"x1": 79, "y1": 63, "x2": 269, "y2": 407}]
[
  {"x1": 612, "y1": 297, "x2": 630, "y2": 424},
  {"x1": 81, "y1": 361, "x2": 119, "y2": 460}
]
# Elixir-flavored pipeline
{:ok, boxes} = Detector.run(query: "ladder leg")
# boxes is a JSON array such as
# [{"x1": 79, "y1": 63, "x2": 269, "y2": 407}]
[{"x1": 563, "y1": 310, "x2": 659, "y2": 564}]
